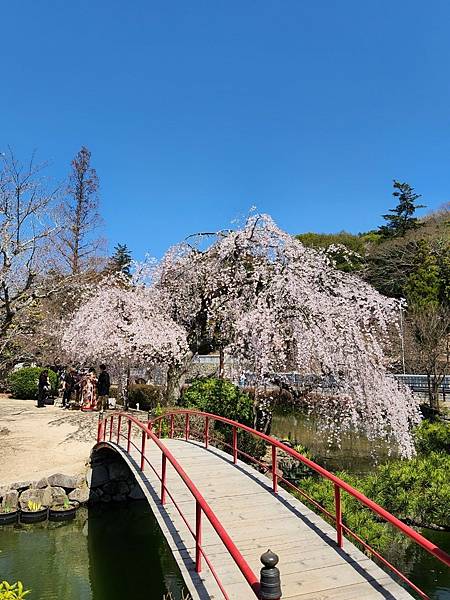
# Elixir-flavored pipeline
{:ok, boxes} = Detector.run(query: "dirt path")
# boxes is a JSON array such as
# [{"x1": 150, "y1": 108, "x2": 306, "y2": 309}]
[{"x1": 0, "y1": 396, "x2": 99, "y2": 485}]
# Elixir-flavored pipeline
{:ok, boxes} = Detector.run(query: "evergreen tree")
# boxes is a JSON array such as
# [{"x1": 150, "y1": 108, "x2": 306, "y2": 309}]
[
  {"x1": 405, "y1": 241, "x2": 441, "y2": 308},
  {"x1": 109, "y1": 243, "x2": 132, "y2": 277},
  {"x1": 379, "y1": 181, "x2": 425, "y2": 238}
]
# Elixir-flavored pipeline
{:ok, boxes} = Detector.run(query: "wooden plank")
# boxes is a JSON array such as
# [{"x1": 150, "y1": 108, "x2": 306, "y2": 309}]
[{"x1": 107, "y1": 438, "x2": 414, "y2": 600}]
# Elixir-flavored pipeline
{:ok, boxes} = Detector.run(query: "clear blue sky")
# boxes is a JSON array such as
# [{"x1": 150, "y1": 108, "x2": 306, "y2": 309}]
[{"x1": 2, "y1": 1, "x2": 449, "y2": 259}]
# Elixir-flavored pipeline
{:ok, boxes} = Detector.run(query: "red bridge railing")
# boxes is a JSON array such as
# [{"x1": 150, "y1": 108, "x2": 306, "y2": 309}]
[
  {"x1": 145, "y1": 409, "x2": 450, "y2": 600},
  {"x1": 97, "y1": 412, "x2": 261, "y2": 600}
]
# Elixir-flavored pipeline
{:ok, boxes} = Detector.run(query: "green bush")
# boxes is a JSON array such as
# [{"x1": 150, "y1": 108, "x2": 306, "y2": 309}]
[
  {"x1": 363, "y1": 452, "x2": 450, "y2": 530},
  {"x1": 8, "y1": 367, "x2": 57, "y2": 400},
  {"x1": 181, "y1": 378, "x2": 266, "y2": 461},
  {"x1": 414, "y1": 419, "x2": 450, "y2": 454},
  {"x1": 128, "y1": 384, "x2": 163, "y2": 411},
  {"x1": 182, "y1": 378, "x2": 254, "y2": 425},
  {"x1": 297, "y1": 449, "x2": 450, "y2": 555},
  {"x1": 0, "y1": 580, "x2": 30, "y2": 599}
]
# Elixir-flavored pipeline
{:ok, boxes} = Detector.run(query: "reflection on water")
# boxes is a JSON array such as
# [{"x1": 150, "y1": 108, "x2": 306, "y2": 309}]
[
  {"x1": 271, "y1": 402, "x2": 393, "y2": 473},
  {"x1": 0, "y1": 502, "x2": 186, "y2": 600}
]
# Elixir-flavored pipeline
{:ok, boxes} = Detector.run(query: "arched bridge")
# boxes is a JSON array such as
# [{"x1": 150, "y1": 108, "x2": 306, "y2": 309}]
[{"x1": 93, "y1": 410, "x2": 450, "y2": 600}]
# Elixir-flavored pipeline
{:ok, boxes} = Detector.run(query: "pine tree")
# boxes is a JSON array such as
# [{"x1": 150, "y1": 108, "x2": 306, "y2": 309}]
[
  {"x1": 109, "y1": 243, "x2": 132, "y2": 277},
  {"x1": 379, "y1": 181, "x2": 425, "y2": 238}
]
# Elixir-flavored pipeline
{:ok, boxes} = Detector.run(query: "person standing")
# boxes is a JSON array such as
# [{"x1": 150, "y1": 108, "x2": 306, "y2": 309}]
[
  {"x1": 61, "y1": 368, "x2": 76, "y2": 409},
  {"x1": 97, "y1": 364, "x2": 110, "y2": 411},
  {"x1": 37, "y1": 369, "x2": 50, "y2": 408},
  {"x1": 80, "y1": 368, "x2": 98, "y2": 411}
]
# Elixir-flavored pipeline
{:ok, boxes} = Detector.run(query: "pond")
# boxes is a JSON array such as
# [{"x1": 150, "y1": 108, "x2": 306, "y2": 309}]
[
  {"x1": 271, "y1": 403, "x2": 450, "y2": 600},
  {"x1": 0, "y1": 502, "x2": 187, "y2": 600}
]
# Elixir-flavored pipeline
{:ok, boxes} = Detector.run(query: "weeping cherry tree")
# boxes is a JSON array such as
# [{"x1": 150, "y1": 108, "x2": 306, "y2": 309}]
[{"x1": 152, "y1": 214, "x2": 421, "y2": 457}]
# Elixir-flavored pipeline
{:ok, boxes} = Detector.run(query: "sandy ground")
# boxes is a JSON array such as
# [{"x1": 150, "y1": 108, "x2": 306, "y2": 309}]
[{"x1": 0, "y1": 395, "x2": 99, "y2": 486}]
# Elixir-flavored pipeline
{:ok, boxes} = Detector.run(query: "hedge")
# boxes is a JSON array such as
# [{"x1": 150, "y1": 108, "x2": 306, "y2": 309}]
[{"x1": 8, "y1": 367, "x2": 58, "y2": 400}]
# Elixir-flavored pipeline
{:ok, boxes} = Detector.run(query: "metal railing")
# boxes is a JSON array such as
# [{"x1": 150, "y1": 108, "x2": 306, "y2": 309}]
[
  {"x1": 96, "y1": 413, "x2": 261, "y2": 600},
  {"x1": 147, "y1": 409, "x2": 450, "y2": 600}
]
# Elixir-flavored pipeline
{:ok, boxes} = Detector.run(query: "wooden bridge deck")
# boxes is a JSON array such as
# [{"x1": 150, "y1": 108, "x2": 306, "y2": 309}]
[{"x1": 110, "y1": 438, "x2": 413, "y2": 600}]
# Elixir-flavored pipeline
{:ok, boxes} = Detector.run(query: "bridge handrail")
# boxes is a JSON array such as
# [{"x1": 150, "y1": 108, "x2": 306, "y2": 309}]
[
  {"x1": 150, "y1": 408, "x2": 450, "y2": 599},
  {"x1": 97, "y1": 412, "x2": 260, "y2": 599}
]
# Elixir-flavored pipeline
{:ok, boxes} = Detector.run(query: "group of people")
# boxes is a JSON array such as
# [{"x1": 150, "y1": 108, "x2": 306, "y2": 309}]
[{"x1": 37, "y1": 365, "x2": 111, "y2": 411}]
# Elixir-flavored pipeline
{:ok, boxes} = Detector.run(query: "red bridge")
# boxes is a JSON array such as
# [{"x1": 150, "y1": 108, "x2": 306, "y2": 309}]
[{"x1": 94, "y1": 410, "x2": 450, "y2": 600}]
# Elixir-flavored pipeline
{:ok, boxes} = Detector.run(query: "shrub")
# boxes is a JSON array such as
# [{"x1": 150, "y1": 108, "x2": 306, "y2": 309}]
[
  {"x1": 181, "y1": 378, "x2": 254, "y2": 426},
  {"x1": 414, "y1": 419, "x2": 450, "y2": 454},
  {"x1": 7, "y1": 367, "x2": 57, "y2": 400},
  {"x1": 108, "y1": 385, "x2": 119, "y2": 399},
  {"x1": 0, "y1": 580, "x2": 31, "y2": 599},
  {"x1": 128, "y1": 384, "x2": 163, "y2": 411},
  {"x1": 297, "y1": 450, "x2": 450, "y2": 556},
  {"x1": 363, "y1": 452, "x2": 450, "y2": 530},
  {"x1": 181, "y1": 378, "x2": 267, "y2": 461}
]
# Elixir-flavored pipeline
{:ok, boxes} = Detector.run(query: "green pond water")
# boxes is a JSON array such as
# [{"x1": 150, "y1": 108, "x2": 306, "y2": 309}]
[
  {"x1": 271, "y1": 404, "x2": 450, "y2": 600},
  {"x1": 0, "y1": 502, "x2": 186, "y2": 600}
]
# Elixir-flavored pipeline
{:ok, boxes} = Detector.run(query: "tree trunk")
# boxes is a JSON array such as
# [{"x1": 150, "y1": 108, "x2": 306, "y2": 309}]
[
  {"x1": 165, "y1": 354, "x2": 193, "y2": 404},
  {"x1": 118, "y1": 366, "x2": 130, "y2": 409},
  {"x1": 218, "y1": 347, "x2": 225, "y2": 379}
]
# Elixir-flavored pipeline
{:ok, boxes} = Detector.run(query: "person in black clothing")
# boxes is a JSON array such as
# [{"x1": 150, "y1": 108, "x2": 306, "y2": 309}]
[
  {"x1": 61, "y1": 368, "x2": 76, "y2": 409},
  {"x1": 37, "y1": 369, "x2": 50, "y2": 408},
  {"x1": 96, "y1": 364, "x2": 110, "y2": 411}
]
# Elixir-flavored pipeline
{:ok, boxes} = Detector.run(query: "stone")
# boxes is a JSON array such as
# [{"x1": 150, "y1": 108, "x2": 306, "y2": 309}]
[
  {"x1": 47, "y1": 473, "x2": 79, "y2": 489},
  {"x1": 68, "y1": 485, "x2": 90, "y2": 504},
  {"x1": 10, "y1": 481, "x2": 31, "y2": 491},
  {"x1": 35, "y1": 477, "x2": 49, "y2": 489},
  {"x1": 19, "y1": 488, "x2": 46, "y2": 509},
  {"x1": 41, "y1": 486, "x2": 54, "y2": 507},
  {"x1": 128, "y1": 485, "x2": 145, "y2": 500},
  {"x1": 50, "y1": 486, "x2": 68, "y2": 505},
  {"x1": 86, "y1": 465, "x2": 109, "y2": 488},
  {"x1": 112, "y1": 494, "x2": 127, "y2": 502},
  {"x1": 103, "y1": 481, "x2": 118, "y2": 495},
  {"x1": 117, "y1": 481, "x2": 130, "y2": 495},
  {"x1": 3, "y1": 489, "x2": 19, "y2": 509},
  {"x1": 75, "y1": 473, "x2": 86, "y2": 488},
  {"x1": 108, "y1": 461, "x2": 130, "y2": 480}
]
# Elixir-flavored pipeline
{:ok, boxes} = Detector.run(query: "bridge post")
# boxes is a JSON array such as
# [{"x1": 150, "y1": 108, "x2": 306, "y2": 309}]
[
  {"x1": 170, "y1": 414, "x2": 174, "y2": 438},
  {"x1": 127, "y1": 420, "x2": 132, "y2": 453},
  {"x1": 161, "y1": 454, "x2": 167, "y2": 505},
  {"x1": 140, "y1": 430, "x2": 146, "y2": 471},
  {"x1": 117, "y1": 415, "x2": 122, "y2": 445},
  {"x1": 195, "y1": 500, "x2": 202, "y2": 573},
  {"x1": 334, "y1": 484, "x2": 343, "y2": 548},
  {"x1": 204, "y1": 416, "x2": 209, "y2": 448},
  {"x1": 259, "y1": 550, "x2": 281, "y2": 599},
  {"x1": 185, "y1": 413, "x2": 190, "y2": 441},
  {"x1": 109, "y1": 416, "x2": 114, "y2": 442},
  {"x1": 232, "y1": 427, "x2": 238, "y2": 464},
  {"x1": 97, "y1": 410, "x2": 104, "y2": 443},
  {"x1": 271, "y1": 446, "x2": 278, "y2": 494}
]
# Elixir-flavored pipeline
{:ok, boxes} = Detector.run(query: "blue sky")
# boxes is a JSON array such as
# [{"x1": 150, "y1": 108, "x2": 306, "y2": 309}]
[{"x1": 2, "y1": 1, "x2": 449, "y2": 259}]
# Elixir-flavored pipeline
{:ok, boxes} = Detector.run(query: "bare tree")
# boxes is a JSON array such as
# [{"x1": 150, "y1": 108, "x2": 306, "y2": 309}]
[
  {"x1": 56, "y1": 146, "x2": 104, "y2": 274},
  {"x1": 405, "y1": 305, "x2": 450, "y2": 409},
  {"x1": 0, "y1": 148, "x2": 60, "y2": 361}
]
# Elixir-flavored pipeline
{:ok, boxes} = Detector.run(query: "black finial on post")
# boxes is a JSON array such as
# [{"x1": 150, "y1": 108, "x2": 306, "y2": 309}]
[{"x1": 260, "y1": 549, "x2": 282, "y2": 600}]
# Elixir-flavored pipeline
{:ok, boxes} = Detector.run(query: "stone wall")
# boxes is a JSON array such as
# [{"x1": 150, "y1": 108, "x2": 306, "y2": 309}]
[
  {"x1": 88, "y1": 446, "x2": 144, "y2": 503},
  {"x1": 0, "y1": 447, "x2": 144, "y2": 510}
]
